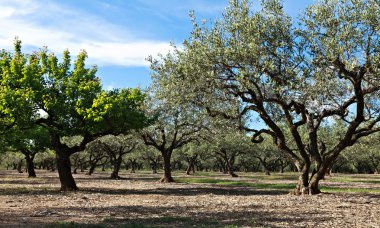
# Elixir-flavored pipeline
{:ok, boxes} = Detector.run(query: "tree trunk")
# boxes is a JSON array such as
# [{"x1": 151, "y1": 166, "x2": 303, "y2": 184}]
[
  {"x1": 73, "y1": 167, "x2": 78, "y2": 174},
  {"x1": 152, "y1": 166, "x2": 157, "y2": 174},
  {"x1": 151, "y1": 162, "x2": 158, "y2": 174},
  {"x1": 86, "y1": 165, "x2": 96, "y2": 175},
  {"x1": 295, "y1": 162, "x2": 310, "y2": 195},
  {"x1": 309, "y1": 175, "x2": 322, "y2": 195},
  {"x1": 227, "y1": 165, "x2": 238, "y2": 177},
  {"x1": 25, "y1": 155, "x2": 37, "y2": 178},
  {"x1": 186, "y1": 159, "x2": 194, "y2": 175},
  {"x1": 262, "y1": 162, "x2": 270, "y2": 176},
  {"x1": 56, "y1": 152, "x2": 78, "y2": 191},
  {"x1": 161, "y1": 152, "x2": 174, "y2": 182},
  {"x1": 226, "y1": 159, "x2": 238, "y2": 177},
  {"x1": 111, "y1": 158, "x2": 122, "y2": 179},
  {"x1": 17, "y1": 161, "x2": 23, "y2": 173},
  {"x1": 130, "y1": 161, "x2": 136, "y2": 173}
]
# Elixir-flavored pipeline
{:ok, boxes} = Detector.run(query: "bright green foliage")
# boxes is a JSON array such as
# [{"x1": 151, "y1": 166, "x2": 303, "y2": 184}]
[
  {"x1": 0, "y1": 39, "x2": 146, "y2": 139},
  {"x1": 86, "y1": 88, "x2": 147, "y2": 134},
  {"x1": 0, "y1": 39, "x2": 146, "y2": 190}
]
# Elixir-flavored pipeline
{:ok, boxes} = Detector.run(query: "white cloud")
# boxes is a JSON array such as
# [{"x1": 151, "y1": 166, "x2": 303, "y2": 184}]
[
  {"x1": 105, "y1": 84, "x2": 115, "y2": 91},
  {"x1": 0, "y1": 0, "x2": 172, "y2": 67}
]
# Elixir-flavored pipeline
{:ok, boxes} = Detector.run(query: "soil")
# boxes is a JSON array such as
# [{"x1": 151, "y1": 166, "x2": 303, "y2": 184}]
[{"x1": 0, "y1": 170, "x2": 379, "y2": 228}]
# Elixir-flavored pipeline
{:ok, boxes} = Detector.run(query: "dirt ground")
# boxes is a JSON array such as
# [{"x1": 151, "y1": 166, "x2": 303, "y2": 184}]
[{"x1": 0, "y1": 170, "x2": 379, "y2": 228}]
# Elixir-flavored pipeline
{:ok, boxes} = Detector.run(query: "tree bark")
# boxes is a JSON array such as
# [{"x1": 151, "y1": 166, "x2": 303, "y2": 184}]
[
  {"x1": 161, "y1": 152, "x2": 174, "y2": 182},
  {"x1": 56, "y1": 152, "x2": 78, "y2": 191},
  {"x1": 111, "y1": 158, "x2": 122, "y2": 179},
  {"x1": 130, "y1": 160, "x2": 136, "y2": 173},
  {"x1": 25, "y1": 154, "x2": 37, "y2": 178},
  {"x1": 227, "y1": 163, "x2": 238, "y2": 177},
  {"x1": 17, "y1": 161, "x2": 23, "y2": 173},
  {"x1": 150, "y1": 160, "x2": 158, "y2": 174},
  {"x1": 185, "y1": 155, "x2": 197, "y2": 175},
  {"x1": 86, "y1": 165, "x2": 96, "y2": 175},
  {"x1": 185, "y1": 164, "x2": 192, "y2": 175},
  {"x1": 295, "y1": 162, "x2": 310, "y2": 195},
  {"x1": 152, "y1": 165, "x2": 158, "y2": 174}
]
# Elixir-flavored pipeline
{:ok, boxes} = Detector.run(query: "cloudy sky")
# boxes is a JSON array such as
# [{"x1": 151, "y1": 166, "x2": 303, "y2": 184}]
[{"x1": 0, "y1": 0, "x2": 313, "y2": 90}]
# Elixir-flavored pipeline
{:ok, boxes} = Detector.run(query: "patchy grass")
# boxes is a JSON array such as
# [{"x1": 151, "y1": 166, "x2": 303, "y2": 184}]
[
  {"x1": 176, "y1": 175, "x2": 380, "y2": 194},
  {"x1": 244, "y1": 173, "x2": 299, "y2": 181},
  {"x1": 320, "y1": 186, "x2": 380, "y2": 194},
  {"x1": 327, "y1": 176, "x2": 380, "y2": 184},
  {"x1": 176, "y1": 177, "x2": 295, "y2": 190}
]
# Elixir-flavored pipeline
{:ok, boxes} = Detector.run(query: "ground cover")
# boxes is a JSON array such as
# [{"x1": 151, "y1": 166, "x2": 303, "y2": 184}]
[{"x1": 0, "y1": 170, "x2": 379, "y2": 227}]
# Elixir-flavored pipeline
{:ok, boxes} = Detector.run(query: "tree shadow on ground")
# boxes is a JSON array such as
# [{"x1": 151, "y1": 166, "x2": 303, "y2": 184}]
[
  {"x1": 33, "y1": 204, "x2": 337, "y2": 228},
  {"x1": 82, "y1": 185, "x2": 288, "y2": 196},
  {"x1": 0, "y1": 185, "x2": 287, "y2": 196}
]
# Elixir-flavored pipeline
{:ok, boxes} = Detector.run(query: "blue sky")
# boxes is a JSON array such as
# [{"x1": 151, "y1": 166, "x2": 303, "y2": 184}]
[{"x1": 0, "y1": 0, "x2": 313, "y2": 90}]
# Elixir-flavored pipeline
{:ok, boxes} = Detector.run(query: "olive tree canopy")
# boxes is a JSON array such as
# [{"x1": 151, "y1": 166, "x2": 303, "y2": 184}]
[{"x1": 149, "y1": 0, "x2": 380, "y2": 194}]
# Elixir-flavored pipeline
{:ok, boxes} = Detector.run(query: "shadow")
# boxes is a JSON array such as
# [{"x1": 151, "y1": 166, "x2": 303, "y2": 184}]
[
  {"x1": 0, "y1": 185, "x2": 287, "y2": 197},
  {"x1": 81, "y1": 185, "x2": 287, "y2": 196},
  {"x1": 72, "y1": 175, "x2": 161, "y2": 182},
  {"x1": 14, "y1": 204, "x2": 337, "y2": 228}
]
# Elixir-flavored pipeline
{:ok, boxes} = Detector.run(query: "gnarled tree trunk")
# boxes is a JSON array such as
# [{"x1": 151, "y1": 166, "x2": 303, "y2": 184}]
[{"x1": 161, "y1": 151, "x2": 174, "y2": 182}]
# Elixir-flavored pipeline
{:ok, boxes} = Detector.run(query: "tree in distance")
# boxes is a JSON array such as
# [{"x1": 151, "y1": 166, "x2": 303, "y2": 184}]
[{"x1": 140, "y1": 95, "x2": 209, "y2": 182}]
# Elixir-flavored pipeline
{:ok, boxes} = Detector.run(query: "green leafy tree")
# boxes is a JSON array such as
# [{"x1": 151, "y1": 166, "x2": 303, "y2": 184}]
[
  {"x1": 0, "y1": 151, "x2": 24, "y2": 171},
  {"x1": 343, "y1": 133, "x2": 380, "y2": 173},
  {"x1": 84, "y1": 141, "x2": 109, "y2": 175},
  {"x1": 3, "y1": 126, "x2": 50, "y2": 177},
  {"x1": 211, "y1": 131, "x2": 250, "y2": 177},
  {"x1": 137, "y1": 145, "x2": 162, "y2": 174},
  {"x1": 34, "y1": 149, "x2": 56, "y2": 171},
  {"x1": 150, "y1": 0, "x2": 380, "y2": 194},
  {"x1": 92, "y1": 134, "x2": 138, "y2": 179},
  {"x1": 176, "y1": 142, "x2": 204, "y2": 175},
  {"x1": 141, "y1": 97, "x2": 208, "y2": 182},
  {"x1": 0, "y1": 40, "x2": 146, "y2": 190}
]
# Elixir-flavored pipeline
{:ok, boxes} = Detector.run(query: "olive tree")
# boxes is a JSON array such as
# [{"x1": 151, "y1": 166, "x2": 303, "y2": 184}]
[
  {"x1": 4, "y1": 126, "x2": 50, "y2": 177},
  {"x1": 138, "y1": 146, "x2": 162, "y2": 174},
  {"x1": 140, "y1": 97, "x2": 209, "y2": 182},
  {"x1": 150, "y1": 0, "x2": 380, "y2": 194},
  {"x1": 90, "y1": 134, "x2": 138, "y2": 179}
]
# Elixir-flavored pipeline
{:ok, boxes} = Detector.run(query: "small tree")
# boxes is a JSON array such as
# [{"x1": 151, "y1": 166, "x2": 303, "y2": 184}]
[
  {"x1": 1, "y1": 126, "x2": 50, "y2": 177},
  {"x1": 211, "y1": 131, "x2": 250, "y2": 177},
  {"x1": 138, "y1": 146, "x2": 162, "y2": 174},
  {"x1": 141, "y1": 97, "x2": 208, "y2": 182},
  {"x1": 93, "y1": 134, "x2": 138, "y2": 179},
  {"x1": 176, "y1": 142, "x2": 206, "y2": 175},
  {"x1": 85, "y1": 142, "x2": 109, "y2": 175}
]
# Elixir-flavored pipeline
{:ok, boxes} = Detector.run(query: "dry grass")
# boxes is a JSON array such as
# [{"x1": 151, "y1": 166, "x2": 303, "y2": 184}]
[{"x1": 0, "y1": 169, "x2": 379, "y2": 227}]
